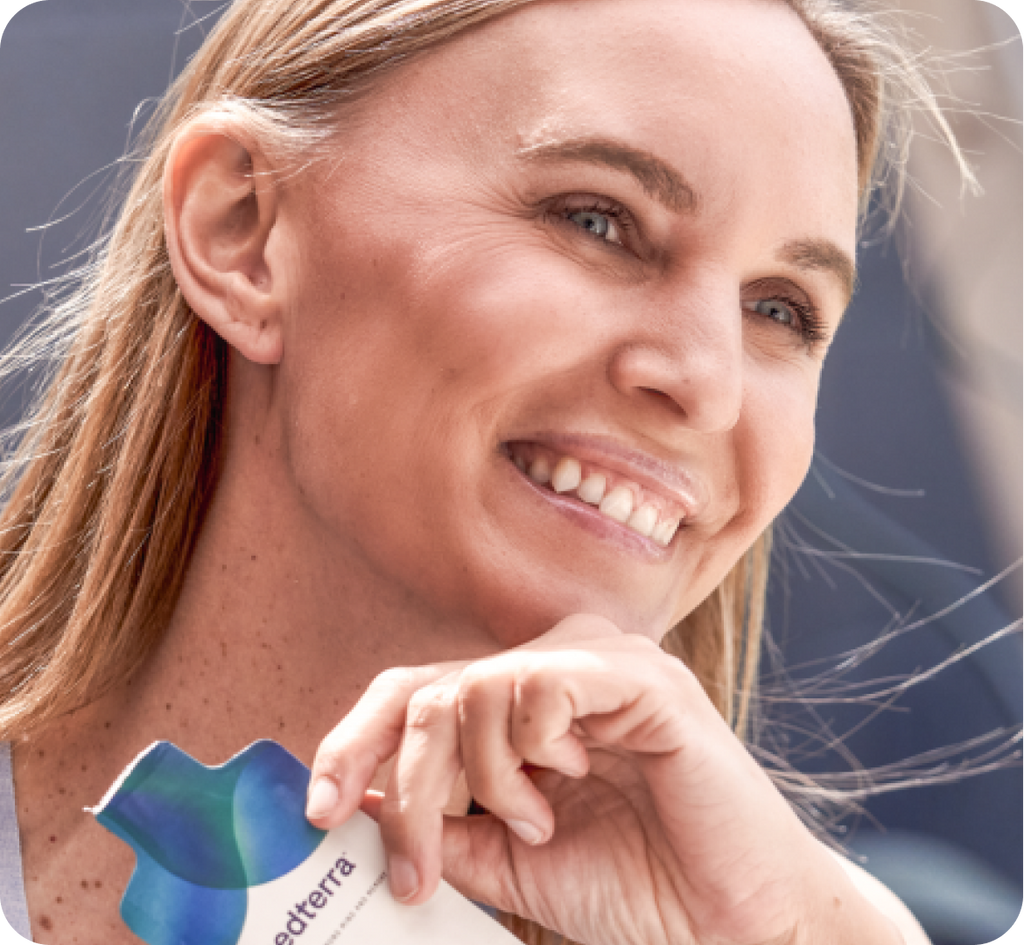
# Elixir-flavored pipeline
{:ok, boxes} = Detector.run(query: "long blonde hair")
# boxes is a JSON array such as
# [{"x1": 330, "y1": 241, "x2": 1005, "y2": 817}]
[{"x1": 0, "y1": 2, "x2": 968, "y2": 941}]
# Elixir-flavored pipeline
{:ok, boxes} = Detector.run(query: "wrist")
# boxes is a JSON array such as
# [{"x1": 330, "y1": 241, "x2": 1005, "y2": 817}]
[{"x1": 792, "y1": 844, "x2": 909, "y2": 945}]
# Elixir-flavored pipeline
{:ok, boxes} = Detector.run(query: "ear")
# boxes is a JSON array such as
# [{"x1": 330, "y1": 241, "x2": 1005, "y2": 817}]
[{"x1": 163, "y1": 118, "x2": 283, "y2": 364}]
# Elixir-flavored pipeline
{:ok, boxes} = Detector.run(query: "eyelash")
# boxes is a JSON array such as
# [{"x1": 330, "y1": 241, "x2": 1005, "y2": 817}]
[
  {"x1": 547, "y1": 196, "x2": 635, "y2": 246},
  {"x1": 749, "y1": 292, "x2": 829, "y2": 347},
  {"x1": 546, "y1": 195, "x2": 828, "y2": 346}
]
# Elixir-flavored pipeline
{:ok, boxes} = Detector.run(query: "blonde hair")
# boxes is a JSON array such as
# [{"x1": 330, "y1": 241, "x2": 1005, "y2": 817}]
[{"x1": 0, "y1": 2, "x2": 969, "y2": 942}]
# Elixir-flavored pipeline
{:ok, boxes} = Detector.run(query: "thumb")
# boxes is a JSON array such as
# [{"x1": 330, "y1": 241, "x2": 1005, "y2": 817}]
[{"x1": 441, "y1": 813, "x2": 523, "y2": 914}]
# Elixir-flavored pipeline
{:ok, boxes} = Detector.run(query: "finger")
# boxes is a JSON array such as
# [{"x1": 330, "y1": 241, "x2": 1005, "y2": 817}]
[
  {"x1": 508, "y1": 653, "x2": 592, "y2": 778},
  {"x1": 380, "y1": 681, "x2": 462, "y2": 905},
  {"x1": 508, "y1": 642, "x2": 684, "y2": 763},
  {"x1": 458, "y1": 658, "x2": 556, "y2": 846},
  {"x1": 307, "y1": 664, "x2": 456, "y2": 828},
  {"x1": 441, "y1": 813, "x2": 523, "y2": 915}
]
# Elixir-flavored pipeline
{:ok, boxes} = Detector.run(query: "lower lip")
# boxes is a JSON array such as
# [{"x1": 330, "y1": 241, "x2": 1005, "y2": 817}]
[{"x1": 500, "y1": 451, "x2": 676, "y2": 561}]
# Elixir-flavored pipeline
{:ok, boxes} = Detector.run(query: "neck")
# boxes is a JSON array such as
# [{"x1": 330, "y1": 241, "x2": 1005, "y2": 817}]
[
  {"x1": 21, "y1": 394, "x2": 500, "y2": 803},
  {"x1": 100, "y1": 425, "x2": 499, "y2": 772},
  {"x1": 12, "y1": 370, "x2": 493, "y2": 928}
]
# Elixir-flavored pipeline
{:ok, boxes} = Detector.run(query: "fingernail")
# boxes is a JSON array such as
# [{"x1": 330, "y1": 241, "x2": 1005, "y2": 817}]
[
  {"x1": 306, "y1": 777, "x2": 339, "y2": 819},
  {"x1": 388, "y1": 854, "x2": 420, "y2": 902},
  {"x1": 506, "y1": 818, "x2": 545, "y2": 845}
]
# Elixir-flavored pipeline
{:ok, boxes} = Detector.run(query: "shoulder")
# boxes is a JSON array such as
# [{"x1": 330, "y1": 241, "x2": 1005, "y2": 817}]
[{"x1": 825, "y1": 844, "x2": 932, "y2": 945}]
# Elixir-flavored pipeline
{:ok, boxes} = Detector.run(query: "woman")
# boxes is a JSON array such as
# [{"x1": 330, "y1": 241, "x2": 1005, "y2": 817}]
[{"x1": 0, "y1": 0, "x2": 965, "y2": 941}]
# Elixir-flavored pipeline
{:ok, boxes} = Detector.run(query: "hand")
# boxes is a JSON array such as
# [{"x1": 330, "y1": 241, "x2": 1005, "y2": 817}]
[{"x1": 305, "y1": 615, "x2": 903, "y2": 945}]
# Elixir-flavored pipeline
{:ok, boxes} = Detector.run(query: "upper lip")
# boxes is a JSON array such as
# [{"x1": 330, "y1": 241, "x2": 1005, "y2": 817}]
[{"x1": 505, "y1": 430, "x2": 708, "y2": 521}]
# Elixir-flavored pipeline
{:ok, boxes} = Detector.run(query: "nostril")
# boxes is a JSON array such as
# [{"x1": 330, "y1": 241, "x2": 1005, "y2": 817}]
[{"x1": 640, "y1": 387, "x2": 686, "y2": 415}]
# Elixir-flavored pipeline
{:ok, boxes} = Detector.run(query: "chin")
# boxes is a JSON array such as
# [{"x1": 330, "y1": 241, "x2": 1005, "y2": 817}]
[{"x1": 461, "y1": 566, "x2": 683, "y2": 648}]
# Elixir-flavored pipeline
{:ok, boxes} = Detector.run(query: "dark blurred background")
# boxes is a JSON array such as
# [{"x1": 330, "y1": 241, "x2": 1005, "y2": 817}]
[{"x1": 0, "y1": 1, "x2": 1020, "y2": 943}]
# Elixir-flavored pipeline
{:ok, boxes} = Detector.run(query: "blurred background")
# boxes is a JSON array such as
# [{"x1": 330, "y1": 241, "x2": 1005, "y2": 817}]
[{"x1": 0, "y1": 1, "x2": 1020, "y2": 943}]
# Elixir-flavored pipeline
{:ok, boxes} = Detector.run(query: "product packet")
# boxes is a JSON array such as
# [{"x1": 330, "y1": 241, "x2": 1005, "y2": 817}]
[{"x1": 91, "y1": 739, "x2": 519, "y2": 945}]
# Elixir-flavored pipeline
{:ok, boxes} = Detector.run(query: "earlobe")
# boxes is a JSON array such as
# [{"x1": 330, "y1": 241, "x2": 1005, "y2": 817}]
[{"x1": 163, "y1": 118, "x2": 284, "y2": 365}]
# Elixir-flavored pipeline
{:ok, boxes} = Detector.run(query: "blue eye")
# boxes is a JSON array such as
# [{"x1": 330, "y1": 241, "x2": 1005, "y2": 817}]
[
  {"x1": 751, "y1": 298, "x2": 796, "y2": 327},
  {"x1": 568, "y1": 210, "x2": 610, "y2": 237},
  {"x1": 566, "y1": 209, "x2": 622, "y2": 244},
  {"x1": 742, "y1": 290, "x2": 829, "y2": 348}
]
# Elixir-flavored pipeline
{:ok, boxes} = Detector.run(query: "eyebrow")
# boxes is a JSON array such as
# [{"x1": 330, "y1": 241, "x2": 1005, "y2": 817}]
[
  {"x1": 777, "y1": 238, "x2": 857, "y2": 306},
  {"x1": 516, "y1": 136, "x2": 699, "y2": 214},
  {"x1": 517, "y1": 135, "x2": 856, "y2": 305}
]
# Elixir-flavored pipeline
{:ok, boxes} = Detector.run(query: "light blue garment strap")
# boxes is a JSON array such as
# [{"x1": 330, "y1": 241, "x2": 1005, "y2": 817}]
[{"x1": 0, "y1": 743, "x2": 32, "y2": 939}]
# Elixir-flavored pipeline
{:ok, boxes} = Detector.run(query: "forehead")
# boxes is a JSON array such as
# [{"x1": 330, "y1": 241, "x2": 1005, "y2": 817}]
[{"x1": 350, "y1": 0, "x2": 859, "y2": 246}]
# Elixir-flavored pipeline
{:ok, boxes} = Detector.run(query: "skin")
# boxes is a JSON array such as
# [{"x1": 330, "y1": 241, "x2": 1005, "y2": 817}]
[{"x1": 12, "y1": 0, "x2": 930, "y2": 942}]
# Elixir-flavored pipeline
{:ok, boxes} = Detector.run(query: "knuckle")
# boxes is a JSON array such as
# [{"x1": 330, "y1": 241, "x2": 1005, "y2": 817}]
[
  {"x1": 514, "y1": 663, "x2": 574, "y2": 722},
  {"x1": 405, "y1": 684, "x2": 453, "y2": 731},
  {"x1": 372, "y1": 665, "x2": 420, "y2": 697},
  {"x1": 513, "y1": 663, "x2": 554, "y2": 701},
  {"x1": 313, "y1": 732, "x2": 346, "y2": 770},
  {"x1": 455, "y1": 663, "x2": 501, "y2": 709},
  {"x1": 659, "y1": 651, "x2": 698, "y2": 689},
  {"x1": 647, "y1": 660, "x2": 703, "y2": 717}
]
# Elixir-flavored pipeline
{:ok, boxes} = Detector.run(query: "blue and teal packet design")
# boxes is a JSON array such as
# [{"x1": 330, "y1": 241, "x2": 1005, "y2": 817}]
[
  {"x1": 93, "y1": 740, "x2": 327, "y2": 945},
  {"x1": 93, "y1": 739, "x2": 518, "y2": 945}
]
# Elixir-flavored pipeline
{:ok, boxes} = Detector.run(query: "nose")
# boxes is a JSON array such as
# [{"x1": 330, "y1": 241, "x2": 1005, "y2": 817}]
[{"x1": 606, "y1": 288, "x2": 744, "y2": 435}]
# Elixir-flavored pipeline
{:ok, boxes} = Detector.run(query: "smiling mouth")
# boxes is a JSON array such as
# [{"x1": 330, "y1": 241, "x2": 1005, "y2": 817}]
[{"x1": 503, "y1": 441, "x2": 686, "y2": 546}]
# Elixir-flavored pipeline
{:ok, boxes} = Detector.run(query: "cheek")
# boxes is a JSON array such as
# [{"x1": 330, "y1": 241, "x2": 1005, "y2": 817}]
[
  {"x1": 738, "y1": 361, "x2": 819, "y2": 520},
  {"x1": 663, "y1": 363, "x2": 820, "y2": 629},
  {"x1": 268, "y1": 213, "x2": 579, "y2": 615}
]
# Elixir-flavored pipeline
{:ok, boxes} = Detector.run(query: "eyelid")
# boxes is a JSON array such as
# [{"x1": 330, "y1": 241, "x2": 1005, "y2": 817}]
[
  {"x1": 743, "y1": 276, "x2": 819, "y2": 319},
  {"x1": 743, "y1": 276, "x2": 830, "y2": 347},
  {"x1": 544, "y1": 193, "x2": 641, "y2": 251},
  {"x1": 744, "y1": 275, "x2": 813, "y2": 302}
]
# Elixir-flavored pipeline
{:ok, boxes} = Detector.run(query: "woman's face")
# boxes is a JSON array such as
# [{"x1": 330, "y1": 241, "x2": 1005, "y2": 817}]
[{"x1": 270, "y1": 0, "x2": 859, "y2": 646}]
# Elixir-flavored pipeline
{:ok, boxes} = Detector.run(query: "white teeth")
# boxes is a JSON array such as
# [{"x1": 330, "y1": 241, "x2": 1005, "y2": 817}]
[
  {"x1": 599, "y1": 485, "x2": 634, "y2": 523},
  {"x1": 551, "y1": 456, "x2": 582, "y2": 494},
  {"x1": 626, "y1": 503, "x2": 658, "y2": 538},
  {"x1": 528, "y1": 456, "x2": 551, "y2": 485},
  {"x1": 652, "y1": 517, "x2": 680, "y2": 547},
  {"x1": 576, "y1": 472, "x2": 607, "y2": 505},
  {"x1": 515, "y1": 446, "x2": 684, "y2": 544}
]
